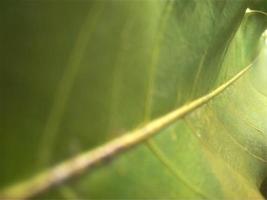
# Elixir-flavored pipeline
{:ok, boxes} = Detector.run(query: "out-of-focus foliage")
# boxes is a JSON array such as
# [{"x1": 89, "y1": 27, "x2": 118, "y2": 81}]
[{"x1": 1, "y1": 0, "x2": 267, "y2": 199}]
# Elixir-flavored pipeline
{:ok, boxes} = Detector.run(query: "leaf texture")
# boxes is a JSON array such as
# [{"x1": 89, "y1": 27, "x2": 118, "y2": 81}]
[{"x1": 1, "y1": 0, "x2": 267, "y2": 199}]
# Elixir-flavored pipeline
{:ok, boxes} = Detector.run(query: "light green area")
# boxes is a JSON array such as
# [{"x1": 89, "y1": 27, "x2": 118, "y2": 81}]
[{"x1": 1, "y1": 0, "x2": 267, "y2": 199}]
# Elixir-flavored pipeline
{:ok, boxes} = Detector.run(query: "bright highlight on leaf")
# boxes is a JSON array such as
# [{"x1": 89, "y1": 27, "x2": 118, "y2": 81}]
[
  {"x1": 246, "y1": 8, "x2": 253, "y2": 13},
  {"x1": 263, "y1": 30, "x2": 267, "y2": 45}
]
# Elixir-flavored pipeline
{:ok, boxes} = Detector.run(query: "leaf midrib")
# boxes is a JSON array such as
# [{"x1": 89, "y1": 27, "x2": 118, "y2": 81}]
[{"x1": 0, "y1": 61, "x2": 253, "y2": 199}]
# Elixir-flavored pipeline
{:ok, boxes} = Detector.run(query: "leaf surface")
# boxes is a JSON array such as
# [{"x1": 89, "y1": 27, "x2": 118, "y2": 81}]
[{"x1": 1, "y1": 0, "x2": 267, "y2": 199}]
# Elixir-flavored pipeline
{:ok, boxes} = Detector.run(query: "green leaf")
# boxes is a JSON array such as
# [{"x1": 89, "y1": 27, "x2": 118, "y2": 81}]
[{"x1": 1, "y1": 0, "x2": 267, "y2": 199}]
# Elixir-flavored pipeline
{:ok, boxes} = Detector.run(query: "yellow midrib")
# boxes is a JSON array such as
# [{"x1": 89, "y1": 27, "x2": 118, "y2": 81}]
[{"x1": 0, "y1": 61, "x2": 253, "y2": 199}]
